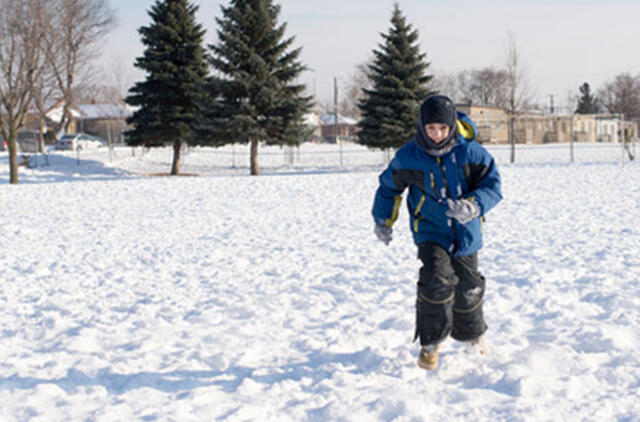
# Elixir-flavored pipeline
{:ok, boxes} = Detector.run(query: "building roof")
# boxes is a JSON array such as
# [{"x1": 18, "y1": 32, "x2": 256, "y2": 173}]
[
  {"x1": 321, "y1": 113, "x2": 358, "y2": 125},
  {"x1": 46, "y1": 104, "x2": 82, "y2": 121},
  {"x1": 303, "y1": 112, "x2": 321, "y2": 127},
  {"x1": 45, "y1": 101, "x2": 135, "y2": 122},
  {"x1": 76, "y1": 103, "x2": 134, "y2": 120}
]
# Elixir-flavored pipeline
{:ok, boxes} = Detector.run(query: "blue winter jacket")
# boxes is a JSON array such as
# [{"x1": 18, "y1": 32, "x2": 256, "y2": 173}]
[{"x1": 372, "y1": 111, "x2": 502, "y2": 256}]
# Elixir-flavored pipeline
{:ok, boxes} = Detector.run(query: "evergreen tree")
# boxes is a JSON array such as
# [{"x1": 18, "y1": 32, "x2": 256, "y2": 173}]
[
  {"x1": 125, "y1": 0, "x2": 208, "y2": 175},
  {"x1": 357, "y1": 3, "x2": 433, "y2": 150},
  {"x1": 205, "y1": 0, "x2": 312, "y2": 176},
  {"x1": 575, "y1": 82, "x2": 599, "y2": 114}
]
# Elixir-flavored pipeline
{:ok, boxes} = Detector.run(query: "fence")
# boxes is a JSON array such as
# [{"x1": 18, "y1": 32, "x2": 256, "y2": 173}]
[{"x1": 24, "y1": 139, "x2": 638, "y2": 175}]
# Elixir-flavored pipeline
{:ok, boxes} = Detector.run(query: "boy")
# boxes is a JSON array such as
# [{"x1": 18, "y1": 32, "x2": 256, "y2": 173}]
[{"x1": 372, "y1": 95, "x2": 502, "y2": 370}]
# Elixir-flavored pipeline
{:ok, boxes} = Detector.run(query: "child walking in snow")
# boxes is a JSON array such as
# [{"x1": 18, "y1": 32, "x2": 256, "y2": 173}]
[{"x1": 372, "y1": 95, "x2": 502, "y2": 370}]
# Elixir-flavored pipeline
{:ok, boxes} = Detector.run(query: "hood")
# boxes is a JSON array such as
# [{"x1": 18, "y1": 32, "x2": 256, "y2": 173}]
[{"x1": 416, "y1": 110, "x2": 477, "y2": 156}]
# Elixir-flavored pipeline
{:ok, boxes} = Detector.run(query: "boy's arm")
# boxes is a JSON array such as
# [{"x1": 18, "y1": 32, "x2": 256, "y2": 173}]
[
  {"x1": 372, "y1": 156, "x2": 408, "y2": 228},
  {"x1": 464, "y1": 145, "x2": 502, "y2": 216}
]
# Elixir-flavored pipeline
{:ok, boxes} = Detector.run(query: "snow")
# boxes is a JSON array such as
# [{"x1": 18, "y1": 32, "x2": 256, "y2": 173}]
[
  {"x1": 1, "y1": 142, "x2": 639, "y2": 421},
  {"x1": 321, "y1": 113, "x2": 358, "y2": 125},
  {"x1": 44, "y1": 103, "x2": 134, "y2": 123},
  {"x1": 76, "y1": 104, "x2": 134, "y2": 120}
]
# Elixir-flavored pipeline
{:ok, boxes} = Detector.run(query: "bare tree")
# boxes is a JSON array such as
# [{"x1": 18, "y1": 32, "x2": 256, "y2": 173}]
[
  {"x1": 473, "y1": 67, "x2": 509, "y2": 108},
  {"x1": 450, "y1": 67, "x2": 509, "y2": 107},
  {"x1": 566, "y1": 88, "x2": 578, "y2": 116},
  {"x1": 30, "y1": 2, "x2": 58, "y2": 153},
  {"x1": 0, "y1": 0, "x2": 50, "y2": 184},
  {"x1": 31, "y1": 67, "x2": 59, "y2": 153},
  {"x1": 339, "y1": 59, "x2": 372, "y2": 119},
  {"x1": 504, "y1": 32, "x2": 533, "y2": 162},
  {"x1": 96, "y1": 57, "x2": 139, "y2": 103},
  {"x1": 431, "y1": 69, "x2": 459, "y2": 100},
  {"x1": 598, "y1": 73, "x2": 640, "y2": 122},
  {"x1": 44, "y1": 0, "x2": 116, "y2": 133}
]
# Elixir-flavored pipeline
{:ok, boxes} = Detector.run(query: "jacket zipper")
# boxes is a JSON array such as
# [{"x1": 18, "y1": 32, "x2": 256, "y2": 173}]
[
  {"x1": 413, "y1": 194, "x2": 426, "y2": 232},
  {"x1": 437, "y1": 157, "x2": 457, "y2": 253}
]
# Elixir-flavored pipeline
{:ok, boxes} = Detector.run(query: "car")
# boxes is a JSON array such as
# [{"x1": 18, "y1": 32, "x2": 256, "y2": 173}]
[
  {"x1": 16, "y1": 130, "x2": 42, "y2": 153},
  {"x1": 55, "y1": 133, "x2": 106, "y2": 151}
]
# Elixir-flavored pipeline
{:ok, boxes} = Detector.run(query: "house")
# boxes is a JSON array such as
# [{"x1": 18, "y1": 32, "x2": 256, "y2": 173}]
[
  {"x1": 456, "y1": 104, "x2": 509, "y2": 144},
  {"x1": 596, "y1": 116, "x2": 638, "y2": 143},
  {"x1": 43, "y1": 100, "x2": 134, "y2": 144},
  {"x1": 303, "y1": 111, "x2": 322, "y2": 142},
  {"x1": 456, "y1": 102, "x2": 639, "y2": 145},
  {"x1": 514, "y1": 114, "x2": 598, "y2": 144},
  {"x1": 43, "y1": 100, "x2": 82, "y2": 135},
  {"x1": 320, "y1": 113, "x2": 358, "y2": 143},
  {"x1": 75, "y1": 102, "x2": 134, "y2": 144}
]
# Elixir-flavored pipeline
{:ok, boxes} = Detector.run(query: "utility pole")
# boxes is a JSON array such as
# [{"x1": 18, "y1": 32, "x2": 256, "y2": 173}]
[
  {"x1": 621, "y1": 113, "x2": 625, "y2": 167},
  {"x1": 312, "y1": 74, "x2": 316, "y2": 100},
  {"x1": 569, "y1": 116, "x2": 574, "y2": 163},
  {"x1": 334, "y1": 77, "x2": 338, "y2": 143},
  {"x1": 334, "y1": 77, "x2": 342, "y2": 166},
  {"x1": 548, "y1": 94, "x2": 555, "y2": 114}
]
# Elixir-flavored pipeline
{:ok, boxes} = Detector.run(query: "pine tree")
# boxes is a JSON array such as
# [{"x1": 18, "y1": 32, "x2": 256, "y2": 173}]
[
  {"x1": 575, "y1": 82, "x2": 599, "y2": 114},
  {"x1": 357, "y1": 3, "x2": 433, "y2": 150},
  {"x1": 125, "y1": 0, "x2": 208, "y2": 175},
  {"x1": 205, "y1": 0, "x2": 312, "y2": 176}
]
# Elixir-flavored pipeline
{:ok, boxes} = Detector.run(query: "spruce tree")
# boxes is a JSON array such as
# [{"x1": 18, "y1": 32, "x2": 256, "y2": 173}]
[
  {"x1": 575, "y1": 82, "x2": 599, "y2": 114},
  {"x1": 357, "y1": 3, "x2": 433, "y2": 150},
  {"x1": 205, "y1": 0, "x2": 312, "y2": 176},
  {"x1": 125, "y1": 0, "x2": 208, "y2": 175}
]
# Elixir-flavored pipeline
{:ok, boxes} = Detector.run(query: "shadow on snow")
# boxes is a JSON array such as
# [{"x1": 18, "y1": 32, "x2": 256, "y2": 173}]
[
  {"x1": 0, "y1": 347, "x2": 382, "y2": 395},
  {"x1": 0, "y1": 153, "x2": 136, "y2": 185}
]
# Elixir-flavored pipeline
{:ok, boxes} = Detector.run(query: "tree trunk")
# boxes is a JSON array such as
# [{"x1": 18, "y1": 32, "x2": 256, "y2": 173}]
[
  {"x1": 39, "y1": 118, "x2": 46, "y2": 153},
  {"x1": 61, "y1": 103, "x2": 72, "y2": 133},
  {"x1": 171, "y1": 139, "x2": 182, "y2": 175},
  {"x1": 250, "y1": 139, "x2": 260, "y2": 176},
  {"x1": 509, "y1": 115, "x2": 515, "y2": 164},
  {"x1": 8, "y1": 134, "x2": 19, "y2": 184}
]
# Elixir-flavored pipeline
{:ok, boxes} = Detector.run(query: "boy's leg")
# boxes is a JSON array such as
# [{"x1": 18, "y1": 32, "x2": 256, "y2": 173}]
[
  {"x1": 450, "y1": 253, "x2": 488, "y2": 342},
  {"x1": 414, "y1": 242, "x2": 459, "y2": 346}
]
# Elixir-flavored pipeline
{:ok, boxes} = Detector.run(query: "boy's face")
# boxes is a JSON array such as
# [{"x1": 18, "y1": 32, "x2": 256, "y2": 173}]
[{"x1": 425, "y1": 123, "x2": 450, "y2": 144}]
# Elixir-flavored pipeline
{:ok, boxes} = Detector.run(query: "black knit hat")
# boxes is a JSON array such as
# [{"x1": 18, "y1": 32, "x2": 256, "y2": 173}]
[{"x1": 420, "y1": 95, "x2": 456, "y2": 127}]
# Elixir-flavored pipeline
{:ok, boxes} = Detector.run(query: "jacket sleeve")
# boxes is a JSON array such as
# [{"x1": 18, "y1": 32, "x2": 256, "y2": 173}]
[
  {"x1": 372, "y1": 155, "x2": 407, "y2": 228},
  {"x1": 465, "y1": 144, "x2": 502, "y2": 216}
]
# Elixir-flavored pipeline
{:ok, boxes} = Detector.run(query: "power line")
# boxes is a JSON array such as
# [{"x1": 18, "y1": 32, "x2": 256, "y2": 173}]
[{"x1": 534, "y1": 67, "x2": 640, "y2": 81}]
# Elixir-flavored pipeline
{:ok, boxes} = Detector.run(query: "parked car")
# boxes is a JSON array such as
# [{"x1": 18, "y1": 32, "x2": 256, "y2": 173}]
[
  {"x1": 16, "y1": 130, "x2": 41, "y2": 153},
  {"x1": 0, "y1": 131, "x2": 45, "y2": 153},
  {"x1": 55, "y1": 133, "x2": 106, "y2": 151}
]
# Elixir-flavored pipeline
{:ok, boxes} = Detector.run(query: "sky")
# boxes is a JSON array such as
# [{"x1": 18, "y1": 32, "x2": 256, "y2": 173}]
[{"x1": 102, "y1": 0, "x2": 640, "y2": 113}]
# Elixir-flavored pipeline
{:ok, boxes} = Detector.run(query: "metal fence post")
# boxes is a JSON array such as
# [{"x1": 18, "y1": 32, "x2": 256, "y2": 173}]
[
  {"x1": 621, "y1": 114, "x2": 625, "y2": 168},
  {"x1": 569, "y1": 115, "x2": 574, "y2": 163}
]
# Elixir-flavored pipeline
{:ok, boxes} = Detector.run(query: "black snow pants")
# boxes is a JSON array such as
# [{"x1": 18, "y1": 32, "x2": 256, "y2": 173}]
[{"x1": 414, "y1": 242, "x2": 488, "y2": 346}]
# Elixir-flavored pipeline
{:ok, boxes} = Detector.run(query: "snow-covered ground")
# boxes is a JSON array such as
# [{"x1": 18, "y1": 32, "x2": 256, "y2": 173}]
[{"x1": 1, "y1": 143, "x2": 639, "y2": 421}]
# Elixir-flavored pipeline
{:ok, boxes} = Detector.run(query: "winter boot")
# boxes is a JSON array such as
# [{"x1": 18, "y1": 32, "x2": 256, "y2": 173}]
[
  {"x1": 417, "y1": 344, "x2": 439, "y2": 370},
  {"x1": 465, "y1": 335, "x2": 488, "y2": 355}
]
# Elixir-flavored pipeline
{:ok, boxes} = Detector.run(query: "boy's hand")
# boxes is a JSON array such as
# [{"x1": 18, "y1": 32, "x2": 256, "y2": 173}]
[
  {"x1": 445, "y1": 198, "x2": 479, "y2": 225},
  {"x1": 374, "y1": 224, "x2": 393, "y2": 245}
]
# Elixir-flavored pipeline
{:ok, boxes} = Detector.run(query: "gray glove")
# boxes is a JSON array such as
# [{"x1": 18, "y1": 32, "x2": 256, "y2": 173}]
[
  {"x1": 374, "y1": 224, "x2": 392, "y2": 245},
  {"x1": 445, "y1": 198, "x2": 480, "y2": 225}
]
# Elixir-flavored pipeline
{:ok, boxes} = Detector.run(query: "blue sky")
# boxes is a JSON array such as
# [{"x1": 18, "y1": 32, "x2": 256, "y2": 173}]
[{"x1": 103, "y1": 0, "x2": 640, "y2": 111}]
